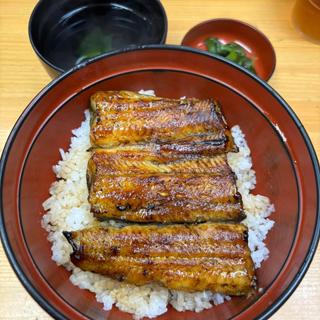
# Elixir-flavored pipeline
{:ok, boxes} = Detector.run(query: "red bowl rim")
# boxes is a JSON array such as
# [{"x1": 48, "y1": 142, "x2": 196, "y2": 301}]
[
  {"x1": 181, "y1": 18, "x2": 277, "y2": 81},
  {"x1": 0, "y1": 44, "x2": 319, "y2": 320}
]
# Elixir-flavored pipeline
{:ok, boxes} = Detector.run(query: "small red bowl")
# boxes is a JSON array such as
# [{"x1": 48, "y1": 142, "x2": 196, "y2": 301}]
[
  {"x1": 0, "y1": 45, "x2": 319, "y2": 320},
  {"x1": 181, "y1": 19, "x2": 276, "y2": 81}
]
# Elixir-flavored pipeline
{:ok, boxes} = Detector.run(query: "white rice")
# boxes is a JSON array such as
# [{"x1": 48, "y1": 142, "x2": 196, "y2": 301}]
[{"x1": 42, "y1": 102, "x2": 274, "y2": 319}]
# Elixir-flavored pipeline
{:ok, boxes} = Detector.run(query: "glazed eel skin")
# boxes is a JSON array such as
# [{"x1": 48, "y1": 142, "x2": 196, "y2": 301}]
[
  {"x1": 87, "y1": 148, "x2": 244, "y2": 223},
  {"x1": 90, "y1": 91, "x2": 237, "y2": 155},
  {"x1": 63, "y1": 223, "x2": 255, "y2": 295}
]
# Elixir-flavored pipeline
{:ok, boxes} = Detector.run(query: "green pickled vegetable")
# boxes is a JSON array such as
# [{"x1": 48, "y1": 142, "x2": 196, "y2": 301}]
[
  {"x1": 225, "y1": 50, "x2": 241, "y2": 63},
  {"x1": 222, "y1": 42, "x2": 246, "y2": 56},
  {"x1": 205, "y1": 38, "x2": 221, "y2": 54},
  {"x1": 204, "y1": 37, "x2": 256, "y2": 74}
]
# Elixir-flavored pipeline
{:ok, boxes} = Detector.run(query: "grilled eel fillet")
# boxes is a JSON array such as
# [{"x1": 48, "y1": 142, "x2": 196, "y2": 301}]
[
  {"x1": 87, "y1": 148, "x2": 244, "y2": 223},
  {"x1": 90, "y1": 91, "x2": 237, "y2": 155},
  {"x1": 63, "y1": 223, "x2": 255, "y2": 295}
]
